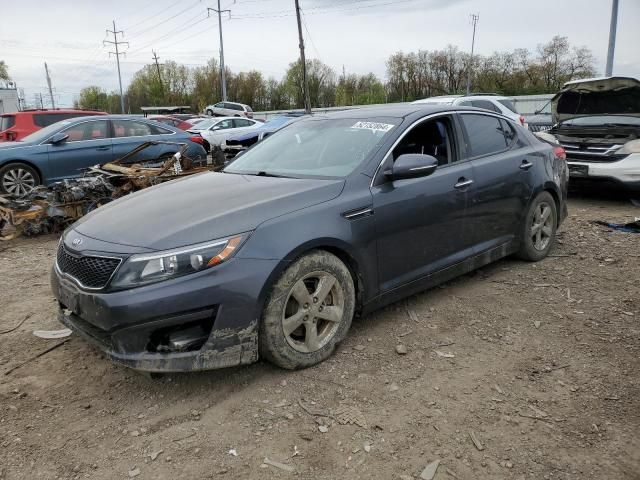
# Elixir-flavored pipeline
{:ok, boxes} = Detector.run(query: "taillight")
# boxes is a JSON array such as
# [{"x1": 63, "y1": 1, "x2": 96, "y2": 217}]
[
  {"x1": 553, "y1": 146, "x2": 566, "y2": 160},
  {"x1": 190, "y1": 135, "x2": 204, "y2": 145},
  {"x1": 519, "y1": 115, "x2": 525, "y2": 126}
]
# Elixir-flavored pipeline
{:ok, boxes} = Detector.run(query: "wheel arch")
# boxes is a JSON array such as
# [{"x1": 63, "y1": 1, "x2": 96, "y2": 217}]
[
  {"x1": 0, "y1": 159, "x2": 44, "y2": 184},
  {"x1": 255, "y1": 239, "x2": 367, "y2": 321}
]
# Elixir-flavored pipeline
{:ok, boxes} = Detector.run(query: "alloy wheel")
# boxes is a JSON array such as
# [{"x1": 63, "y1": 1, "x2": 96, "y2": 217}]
[
  {"x1": 2, "y1": 168, "x2": 36, "y2": 196},
  {"x1": 530, "y1": 201, "x2": 553, "y2": 251},
  {"x1": 282, "y1": 271, "x2": 344, "y2": 353}
]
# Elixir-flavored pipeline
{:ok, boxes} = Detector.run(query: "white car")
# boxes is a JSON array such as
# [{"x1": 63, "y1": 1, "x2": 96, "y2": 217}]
[
  {"x1": 187, "y1": 117, "x2": 260, "y2": 147},
  {"x1": 413, "y1": 94, "x2": 526, "y2": 128},
  {"x1": 537, "y1": 76, "x2": 640, "y2": 196},
  {"x1": 204, "y1": 101, "x2": 254, "y2": 118}
]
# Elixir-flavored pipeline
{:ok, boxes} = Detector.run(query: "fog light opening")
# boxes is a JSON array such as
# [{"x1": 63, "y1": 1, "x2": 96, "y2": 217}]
[{"x1": 147, "y1": 317, "x2": 215, "y2": 353}]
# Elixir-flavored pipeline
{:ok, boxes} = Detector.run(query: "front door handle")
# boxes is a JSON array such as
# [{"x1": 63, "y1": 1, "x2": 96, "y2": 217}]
[
  {"x1": 95, "y1": 146, "x2": 110, "y2": 151},
  {"x1": 454, "y1": 178, "x2": 473, "y2": 189},
  {"x1": 520, "y1": 160, "x2": 533, "y2": 170}
]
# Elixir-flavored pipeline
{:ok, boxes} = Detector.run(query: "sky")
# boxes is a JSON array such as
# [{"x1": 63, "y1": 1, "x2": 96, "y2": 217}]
[{"x1": 1, "y1": 0, "x2": 639, "y2": 108}]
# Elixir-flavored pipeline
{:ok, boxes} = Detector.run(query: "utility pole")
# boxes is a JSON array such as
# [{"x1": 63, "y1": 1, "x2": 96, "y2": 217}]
[
  {"x1": 104, "y1": 20, "x2": 128, "y2": 114},
  {"x1": 44, "y1": 62, "x2": 55, "y2": 109},
  {"x1": 152, "y1": 50, "x2": 164, "y2": 97},
  {"x1": 465, "y1": 13, "x2": 479, "y2": 95},
  {"x1": 605, "y1": 0, "x2": 619, "y2": 76},
  {"x1": 295, "y1": 0, "x2": 311, "y2": 114},
  {"x1": 208, "y1": 2, "x2": 231, "y2": 102}
]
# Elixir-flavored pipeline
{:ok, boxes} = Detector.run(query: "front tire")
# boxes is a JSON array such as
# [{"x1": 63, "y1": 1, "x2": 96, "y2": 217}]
[
  {"x1": 0, "y1": 162, "x2": 41, "y2": 196},
  {"x1": 206, "y1": 109, "x2": 214, "y2": 116},
  {"x1": 260, "y1": 250, "x2": 356, "y2": 369},
  {"x1": 517, "y1": 191, "x2": 557, "y2": 261}
]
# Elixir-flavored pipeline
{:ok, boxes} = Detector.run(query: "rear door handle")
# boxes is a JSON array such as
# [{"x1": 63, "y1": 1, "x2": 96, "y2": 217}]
[
  {"x1": 454, "y1": 178, "x2": 473, "y2": 189},
  {"x1": 95, "y1": 146, "x2": 110, "y2": 151},
  {"x1": 520, "y1": 160, "x2": 533, "y2": 170}
]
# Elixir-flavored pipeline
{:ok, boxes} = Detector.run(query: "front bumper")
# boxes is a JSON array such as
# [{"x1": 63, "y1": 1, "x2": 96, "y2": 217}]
[
  {"x1": 567, "y1": 153, "x2": 640, "y2": 193},
  {"x1": 51, "y1": 256, "x2": 279, "y2": 372}
]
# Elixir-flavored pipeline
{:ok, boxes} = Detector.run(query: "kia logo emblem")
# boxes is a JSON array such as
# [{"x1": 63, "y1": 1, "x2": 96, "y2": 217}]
[{"x1": 72, "y1": 238, "x2": 82, "y2": 246}]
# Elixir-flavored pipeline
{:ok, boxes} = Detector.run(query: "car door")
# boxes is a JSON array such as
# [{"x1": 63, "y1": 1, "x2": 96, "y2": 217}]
[
  {"x1": 111, "y1": 119, "x2": 171, "y2": 163},
  {"x1": 371, "y1": 114, "x2": 475, "y2": 293},
  {"x1": 204, "y1": 118, "x2": 235, "y2": 146},
  {"x1": 458, "y1": 112, "x2": 535, "y2": 253},
  {"x1": 46, "y1": 119, "x2": 112, "y2": 181}
]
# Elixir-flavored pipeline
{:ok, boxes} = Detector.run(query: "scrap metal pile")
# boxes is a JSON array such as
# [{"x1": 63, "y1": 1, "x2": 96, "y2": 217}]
[{"x1": 0, "y1": 142, "x2": 218, "y2": 240}]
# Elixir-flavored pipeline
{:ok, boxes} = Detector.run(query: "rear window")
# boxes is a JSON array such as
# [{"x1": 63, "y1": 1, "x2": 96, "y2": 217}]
[
  {"x1": 472, "y1": 100, "x2": 501, "y2": 113},
  {"x1": 0, "y1": 115, "x2": 16, "y2": 131},
  {"x1": 498, "y1": 99, "x2": 518, "y2": 113},
  {"x1": 246, "y1": 106, "x2": 253, "y2": 112},
  {"x1": 33, "y1": 113, "x2": 98, "y2": 128}
]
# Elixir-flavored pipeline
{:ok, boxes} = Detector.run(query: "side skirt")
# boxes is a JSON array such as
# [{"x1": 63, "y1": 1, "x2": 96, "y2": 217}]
[{"x1": 362, "y1": 242, "x2": 516, "y2": 315}]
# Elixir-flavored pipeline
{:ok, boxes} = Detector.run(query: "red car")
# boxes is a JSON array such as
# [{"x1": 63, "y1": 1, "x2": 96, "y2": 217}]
[
  {"x1": 149, "y1": 115, "x2": 197, "y2": 131},
  {"x1": 0, "y1": 109, "x2": 106, "y2": 142}
]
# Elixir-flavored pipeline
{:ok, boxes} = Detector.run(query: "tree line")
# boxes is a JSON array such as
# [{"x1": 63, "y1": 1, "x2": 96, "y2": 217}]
[{"x1": 73, "y1": 35, "x2": 596, "y2": 114}]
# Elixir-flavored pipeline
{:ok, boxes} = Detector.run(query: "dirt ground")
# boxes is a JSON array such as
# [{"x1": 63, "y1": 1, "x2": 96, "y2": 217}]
[{"x1": 0, "y1": 193, "x2": 638, "y2": 480}]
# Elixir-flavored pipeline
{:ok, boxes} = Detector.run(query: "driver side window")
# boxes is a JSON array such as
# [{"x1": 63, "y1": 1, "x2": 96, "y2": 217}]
[{"x1": 392, "y1": 117, "x2": 455, "y2": 166}]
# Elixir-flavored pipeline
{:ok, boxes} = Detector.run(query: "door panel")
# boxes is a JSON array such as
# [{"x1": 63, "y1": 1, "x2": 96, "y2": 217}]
[
  {"x1": 459, "y1": 114, "x2": 535, "y2": 252},
  {"x1": 47, "y1": 120, "x2": 112, "y2": 181},
  {"x1": 372, "y1": 162, "x2": 473, "y2": 292}
]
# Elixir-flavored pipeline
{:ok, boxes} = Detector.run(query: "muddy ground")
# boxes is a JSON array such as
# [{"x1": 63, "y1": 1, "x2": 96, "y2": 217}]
[{"x1": 0, "y1": 193, "x2": 638, "y2": 480}]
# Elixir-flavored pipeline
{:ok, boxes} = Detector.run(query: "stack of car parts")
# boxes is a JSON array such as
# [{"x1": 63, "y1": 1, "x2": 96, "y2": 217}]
[{"x1": 0, "y1": 142, "x2": 216, "y2": 240}]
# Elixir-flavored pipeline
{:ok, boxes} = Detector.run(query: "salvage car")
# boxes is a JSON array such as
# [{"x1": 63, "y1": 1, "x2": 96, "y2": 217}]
[
  {"x1": 0, "y1": 108, "x2": 106, "y2": 142},
  {"x1": 0, "y1": 116, "x2": 207, "y2": 195},
  {"x1": 224, "y1": 114, "x2": 301, "y2": 157},
  {"x1": 187, "y1": 116, "x2": 260, "y2": 147},
  {"x1": 51, "y1": 105, "x2": 568, "y2": 372},
  {"x1": 204, "y1": 101, "x2": 254, "y2": 118},
  {"x1": 538, "y1": 77, "x2": 640, "y2": 194}
]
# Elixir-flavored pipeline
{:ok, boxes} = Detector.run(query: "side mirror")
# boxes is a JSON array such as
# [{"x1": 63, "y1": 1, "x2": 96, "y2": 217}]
[
  {"x1": 385, "y1": 154, "x2": 438, "y2": 181},
  {"x1": 50, "y1": 132, "x2": 69, "y2": 145}
]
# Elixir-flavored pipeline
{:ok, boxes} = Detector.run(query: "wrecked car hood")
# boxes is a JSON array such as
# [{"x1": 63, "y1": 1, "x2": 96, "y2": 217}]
[
  {"x1": 73, "y1": 171, "x2": 344, "y2": 250},
  {"x1": 552, "y1": 77, "x2": 640, "y2": 123}
]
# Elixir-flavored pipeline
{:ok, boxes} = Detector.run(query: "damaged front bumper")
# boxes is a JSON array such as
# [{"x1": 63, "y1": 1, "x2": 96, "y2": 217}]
[{"x1": 51, "y1": 256, "x2": 279, "y2": 372}]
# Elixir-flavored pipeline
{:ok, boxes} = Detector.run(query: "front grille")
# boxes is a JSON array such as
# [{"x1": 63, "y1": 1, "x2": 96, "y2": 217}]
[
  {"x1": 529, "y1": 124, "x2": 553, "y2": 132},
  {"x1": 561, "y1": 142, "x2": 627, "y2": 163},
  {"x1": 56, "y1": 243, "x2": 121, "y2": 289}
]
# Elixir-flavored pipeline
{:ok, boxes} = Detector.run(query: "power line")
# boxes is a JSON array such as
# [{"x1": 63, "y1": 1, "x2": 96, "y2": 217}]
[{"x1": 104, "y1": 20, "x2": 129, "y2": 113}]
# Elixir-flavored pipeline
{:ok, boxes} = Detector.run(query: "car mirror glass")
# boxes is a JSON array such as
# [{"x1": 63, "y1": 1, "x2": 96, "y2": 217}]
[
  {"x1": 50, "y1": 133, "x2": 69, "y2": 145},
  {"x1": 385, "y1": 154, "x2": 438, "y2": 181}
]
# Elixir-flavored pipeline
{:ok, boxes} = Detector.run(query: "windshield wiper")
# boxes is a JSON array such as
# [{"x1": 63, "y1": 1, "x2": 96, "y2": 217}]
[{"x1": 253, "y1": 171, "x2": 293, "y2": 178}]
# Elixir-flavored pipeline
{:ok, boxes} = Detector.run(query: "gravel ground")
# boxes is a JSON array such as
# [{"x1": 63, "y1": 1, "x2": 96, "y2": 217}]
[{"x1": 0, "y1": 193, "x2": 638, "y2": 480}]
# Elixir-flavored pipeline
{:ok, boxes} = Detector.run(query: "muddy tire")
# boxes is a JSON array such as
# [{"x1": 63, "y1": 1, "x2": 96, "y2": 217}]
[
  {"x1": 517, "y1": 191, "x2": 557, "y2": 261},
  {"x1": 0, "y1": 162, "x2": 40, "y2": 196},
  {"x1": 259, "y1": 250, "x2": 355, "y2": 369}
]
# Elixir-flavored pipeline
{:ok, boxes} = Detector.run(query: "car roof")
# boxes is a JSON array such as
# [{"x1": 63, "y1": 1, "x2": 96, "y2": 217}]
[{"x1": 313, "y1": 104, "x2": 457, "y2": 119}]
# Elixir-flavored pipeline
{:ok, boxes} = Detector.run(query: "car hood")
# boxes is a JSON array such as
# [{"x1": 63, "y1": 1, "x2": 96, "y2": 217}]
[
  {"x1": 552, "y1": 77, "x2": 640, "y2": 123},
  {"x1": 73, "y1": 171, "x2": 344, "y2": 251}
]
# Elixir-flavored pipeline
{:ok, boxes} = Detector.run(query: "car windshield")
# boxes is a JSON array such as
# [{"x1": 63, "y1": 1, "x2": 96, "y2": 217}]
[
  {"x1": 560, "y1": 115, "x2": 640, "y2": 126},
  {"x1": 190, "y1": 118, "x2": 217, "y2": 130},
  {"x1": 20, "y1": 120, "x2": 74, "y2": 143},
  {"x1": 224, "y1": 118, "x2": 398, "y2": 179}
]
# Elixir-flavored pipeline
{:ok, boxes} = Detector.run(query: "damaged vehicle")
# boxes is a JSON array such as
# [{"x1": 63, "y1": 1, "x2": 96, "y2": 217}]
[
  {"x1": 540, "y1": 77, "x2": 640, "y2": 194},
  {"x1": 51, "y1": 105, "x2": 567, "y2": 373},
  {"x1": 0, "y1": 115, "x2": 207, "y2": 196}
]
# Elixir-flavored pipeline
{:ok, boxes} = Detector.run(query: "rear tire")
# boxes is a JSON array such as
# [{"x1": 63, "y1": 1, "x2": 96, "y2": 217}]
[
  {"x1": 0, "y1": 162, "x2": 41, "y2": 196},
  {"x1": 517, "y1": 191, "x2": 557, "y2": 261},
  {"x1": 259, "y1": 250, "x2": 355, "y2": 369}
]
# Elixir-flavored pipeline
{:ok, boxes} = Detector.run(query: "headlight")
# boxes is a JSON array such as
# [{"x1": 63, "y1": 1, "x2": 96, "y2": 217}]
[
  {"x1": 110, "y1": 233, "x2": 248, "y2": 290},
  {"x1": 618, "y1": 139, "x2": 640, "y2": 155},
  {"x1": 534, "y1": 131, "x2": 559, "y2": 145}
]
